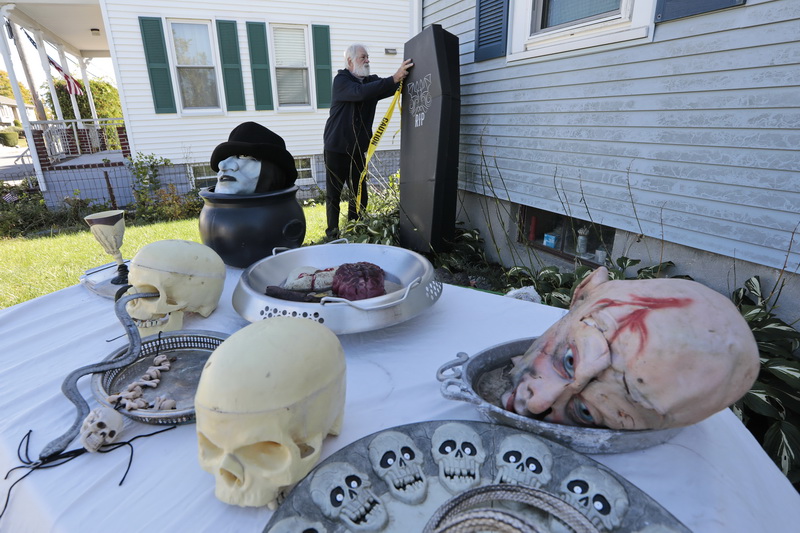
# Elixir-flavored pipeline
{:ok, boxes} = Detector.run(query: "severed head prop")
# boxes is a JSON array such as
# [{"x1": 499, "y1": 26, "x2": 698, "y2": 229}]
[{"x1": 502, "y1": 267, "x2": 759, "y2": 430}]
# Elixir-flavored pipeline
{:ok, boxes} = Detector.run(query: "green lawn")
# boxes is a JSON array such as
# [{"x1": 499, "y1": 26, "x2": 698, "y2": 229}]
[{"x1": 0, "y1": 203, "x2": 328, "y2": 310}]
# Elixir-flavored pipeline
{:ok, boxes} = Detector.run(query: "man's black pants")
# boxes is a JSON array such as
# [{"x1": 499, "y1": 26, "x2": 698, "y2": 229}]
[{"x1": 324, "y1": 149, "x2": 368, "y2": 239}]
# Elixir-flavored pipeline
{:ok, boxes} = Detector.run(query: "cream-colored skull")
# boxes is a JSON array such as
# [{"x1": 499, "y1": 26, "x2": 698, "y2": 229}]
[
  {"x1": 195, "y1": 317, "x2": 346, "y2": 509},
  {"x1": 80, "y1": 407, "x2": 124, "y2": 452},
  {"x1": 125, "y1": 240, "x2": 226, "y2": 336}
]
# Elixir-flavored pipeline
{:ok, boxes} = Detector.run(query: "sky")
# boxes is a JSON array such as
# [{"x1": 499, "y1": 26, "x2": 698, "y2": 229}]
[{"x1": 2, "y1": 30, "x2": 117, "y2": 99}]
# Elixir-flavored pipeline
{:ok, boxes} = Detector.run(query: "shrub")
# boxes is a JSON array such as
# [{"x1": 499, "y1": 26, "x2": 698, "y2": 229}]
[{"x1": 0, "y1": 131, "x2": 19, "y2": 147}]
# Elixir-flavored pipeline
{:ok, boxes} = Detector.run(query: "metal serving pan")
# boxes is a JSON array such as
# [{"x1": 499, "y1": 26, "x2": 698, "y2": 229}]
[
  {"x1": 437, "y1": 337, "x2": 683, "y2": 454},
  {"x1": 91, "y1": 330, "x2": 229, "y2": 425},
  {"x1": 232, "y1": 242, "x2": 443, "y2": 334}
]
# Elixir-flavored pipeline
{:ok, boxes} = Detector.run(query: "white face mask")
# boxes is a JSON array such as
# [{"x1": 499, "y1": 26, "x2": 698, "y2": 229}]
[{"x1": 215, "y1": 155, "x2": 262, "y2": 194}]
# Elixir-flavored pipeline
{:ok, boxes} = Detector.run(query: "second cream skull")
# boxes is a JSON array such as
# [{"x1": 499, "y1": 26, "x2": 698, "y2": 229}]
[
  {"x1": 124, "y1": 240, "x2": 226, "y2": 337},
  {"x1": 195, "y1": 317, "x2": 346, "y2": 509}
]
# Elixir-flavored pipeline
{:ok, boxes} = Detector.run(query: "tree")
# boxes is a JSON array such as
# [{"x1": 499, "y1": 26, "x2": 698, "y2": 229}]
[
  {"x1": 42, "y1": 78, "x2": 122, "y2": 119},
  {"x1": 0, "y1": 70, "x2": 34, "y2": 104}
]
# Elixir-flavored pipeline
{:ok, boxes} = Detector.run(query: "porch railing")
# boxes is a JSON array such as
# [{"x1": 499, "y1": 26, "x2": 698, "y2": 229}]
[{"x1": 28, "y1": 118, "x2": 125, "y2": 164}]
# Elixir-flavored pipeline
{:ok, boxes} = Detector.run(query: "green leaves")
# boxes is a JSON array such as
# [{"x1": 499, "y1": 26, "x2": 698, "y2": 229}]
[{"x1": 732, "y1": 274, "x2": 800, "y2": 488}]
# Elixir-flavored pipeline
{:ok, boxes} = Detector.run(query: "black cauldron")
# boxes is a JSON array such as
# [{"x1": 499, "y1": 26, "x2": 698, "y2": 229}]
[{"x1": 198, "y1": 186, "x2": 306, "y2": 268}]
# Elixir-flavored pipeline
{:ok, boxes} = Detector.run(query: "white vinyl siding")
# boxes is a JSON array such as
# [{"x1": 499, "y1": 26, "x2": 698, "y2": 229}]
[
  {"x1": 424, "y1": 0, "x2": 798, "y2": 273},
  {"x1": 106, "y1": 0, "x2": 410, "y2": 167}
]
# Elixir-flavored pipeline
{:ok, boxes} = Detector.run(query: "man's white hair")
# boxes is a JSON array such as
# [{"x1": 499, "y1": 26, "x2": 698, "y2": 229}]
[{"x1": 344, "y1": 43, "x2": 368, "y2": 67}]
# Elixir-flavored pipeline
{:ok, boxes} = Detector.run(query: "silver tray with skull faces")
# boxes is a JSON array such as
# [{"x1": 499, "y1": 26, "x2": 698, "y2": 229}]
[
  {"x1": 232, "y1": 241, "x2": 443, "y2": 335},
  {"x1": 91, "y1": 330, "x2": 229, "y2": 425},
  {"x1": 437, "y1": 338, "x2": 683, "y2": 454},
  {"x1": 265, "y1": 420, "x2": 690, "y2": 533}
]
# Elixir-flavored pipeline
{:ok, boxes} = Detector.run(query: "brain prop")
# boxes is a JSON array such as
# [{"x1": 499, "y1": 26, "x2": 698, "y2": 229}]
[
  {"x1": 503, "y1": 267, "x2": 760, "y2": 431},
  {"x1": 331, "y1": 262, "x2": 386, "y2": 301}
]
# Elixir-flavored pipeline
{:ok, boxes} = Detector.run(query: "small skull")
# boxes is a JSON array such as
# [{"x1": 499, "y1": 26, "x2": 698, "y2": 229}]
[
  {"x1": 560, "y1": 465, "x2": 629, "y2": 530},
  {"x1": 310, "y1": 462, "x2": 388, "y2": 531},
  {"x1": 80, "y1": 407, "x2": 124, "y2": 452},
  {"x1": 368, "y1": 430, "x2": 428, "y2": 505},
  {"x1": 493, "y1": 433, "x2": 553, "y2": 488},
  {"x1": 430, "y1": 422, "x2": 486, "y2": 495}
]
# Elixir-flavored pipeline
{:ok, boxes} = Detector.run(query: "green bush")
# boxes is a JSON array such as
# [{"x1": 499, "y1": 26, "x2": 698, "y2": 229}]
[
  {"x1": 0, "y1": 185, "x2": 105, "y2": 237},
  {"x1": 0, "y1": 131, "x2": 19, "y2": 147}
]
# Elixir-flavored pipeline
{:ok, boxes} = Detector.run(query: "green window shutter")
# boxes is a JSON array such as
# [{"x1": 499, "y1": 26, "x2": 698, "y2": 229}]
[
  {"x1": 246, "y1": 22, "x2": 274, "y2": 111},
  {"x1": 655, "y1": 0, "x2": 745, "y2": 22},
  {"x1": 217, "y1": 20, "x2": 246, "y2": 111},
  {"x1": 138, "y1": 17, "x2": 176, "y2": 114},
  {"x1": 312, "y1": 25, "x2": 332, "y2": 109},
  {"x1": 475, "y1": 0, "x2": 508, "y2": 62}
]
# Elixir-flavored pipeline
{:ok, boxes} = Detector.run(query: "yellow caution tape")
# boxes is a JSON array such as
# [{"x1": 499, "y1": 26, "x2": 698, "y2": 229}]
[{"x1": 356, "y1": 80, "x2": 402, "y2": 213}]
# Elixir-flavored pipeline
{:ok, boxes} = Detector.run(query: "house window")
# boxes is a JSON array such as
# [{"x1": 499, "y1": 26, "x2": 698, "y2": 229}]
[
  {"x1": 272, "y1": 25, "x2": 310, "y2": 107},
  {"x1": 519, "y1": 206, "x2": 615, "y2": 265},
  {"x1": 507, "y1": 0, "x2": 652, "y2": 60},
  {"x1": 534, "y1": 0, "x2": 621, "y2": 32},
  {"x1": 501, "y1": 0, "x2": 747, "y2": 61},
  {"x1": 294, "y1": 156, "x2": 313, "y2": 181},
  {"x1": 169, "y1": 21, "x2": 221, "y2": 110},
  {"x1": 190, "y1": 162, "x2": 217, "y2": 189}
]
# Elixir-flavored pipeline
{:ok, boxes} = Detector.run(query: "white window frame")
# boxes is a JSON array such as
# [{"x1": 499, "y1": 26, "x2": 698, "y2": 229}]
[
  {"x1": 508, "y1": 0, "x2": 656, "y2": 62},
  {"x1": 269, "y1": 23, "x2": 315, "y2": 111},
  {"x1": 165, "y1": 18, "x2": 224, "y2": 115}
]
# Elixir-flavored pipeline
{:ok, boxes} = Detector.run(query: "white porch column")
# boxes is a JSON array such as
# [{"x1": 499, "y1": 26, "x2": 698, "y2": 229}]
[
  {"x1": 80, "y1": 58, "x2": 98, "y2": 121},
  {"x1": 57, "y1": 45, "x2": 82, "y2": 124},
  {"x1": 34, "y1": 29, "x2": 63, "y2": 121},
  {"x1": 0, "y1": 8, "x2": 47, "y2": 190},
  {"x1": 7, "y1": 21, "x2": 46, "y2": 119}
]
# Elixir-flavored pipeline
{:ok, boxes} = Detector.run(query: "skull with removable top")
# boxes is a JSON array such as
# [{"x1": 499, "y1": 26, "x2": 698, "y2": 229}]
[
  {"x1": 124, "y1": 240, "x2": 226, "y2": 337},
  {"x1": 195, "y1": 317, "x2": 346, "y2": 509}
]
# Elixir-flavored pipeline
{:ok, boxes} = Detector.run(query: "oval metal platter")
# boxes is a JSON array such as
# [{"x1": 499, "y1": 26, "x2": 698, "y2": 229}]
[{"x1": 265, "y1": 420, "x2": 690, "y2": 532}]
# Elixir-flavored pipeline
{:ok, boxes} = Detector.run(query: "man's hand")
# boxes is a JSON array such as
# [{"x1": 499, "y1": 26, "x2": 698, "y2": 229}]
[{"x1": 392, "y1": 59, "x2": 414, "y2": 83}]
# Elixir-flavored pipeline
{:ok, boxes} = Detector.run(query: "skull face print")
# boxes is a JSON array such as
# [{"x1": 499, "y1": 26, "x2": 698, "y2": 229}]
[
  {"x1": 430, "y1": 422, "x2": 486, "y2": 495},
  {"x1": 368, "y1": 430, "x2": 428, "y2": 505},
  {"x1": 310, "y1": 462, "x2": 388, "y2": 531}
]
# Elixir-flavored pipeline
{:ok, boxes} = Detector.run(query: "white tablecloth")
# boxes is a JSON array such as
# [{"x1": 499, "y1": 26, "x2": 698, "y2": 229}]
[{"x1": 1, "y1": 267, "x2": 798, "y2": 532}]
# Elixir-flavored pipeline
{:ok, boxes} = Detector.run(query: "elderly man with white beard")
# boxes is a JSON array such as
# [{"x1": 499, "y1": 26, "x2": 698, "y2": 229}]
[{"x1": 322, "y1": 44, "x2": 413, "y2": 240}]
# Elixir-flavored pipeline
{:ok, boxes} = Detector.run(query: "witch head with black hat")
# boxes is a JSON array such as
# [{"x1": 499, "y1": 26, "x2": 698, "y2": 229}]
[{"x1": 210, "y1": 122, "x2": 298, "y2": 194}]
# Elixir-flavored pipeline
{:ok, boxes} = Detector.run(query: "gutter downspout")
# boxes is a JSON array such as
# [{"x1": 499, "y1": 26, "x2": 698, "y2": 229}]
[{"x1": 0, "y1": 4, "x2": 47, "y2": 191}]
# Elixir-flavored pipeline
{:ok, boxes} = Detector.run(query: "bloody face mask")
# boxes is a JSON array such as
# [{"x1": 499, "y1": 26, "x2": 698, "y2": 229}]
[{"x1": 502, "y1": 267, "x2": 759, "y2": 430}]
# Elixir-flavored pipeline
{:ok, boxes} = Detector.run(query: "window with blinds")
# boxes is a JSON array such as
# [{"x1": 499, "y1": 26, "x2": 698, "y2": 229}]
[
  {"x1": 534, "y1": 0, "x2": 621, "y2": 32},
  {"x1": 272, "y1": 25, "x2": 310, "y2": 107},
  {"x1": 168, "y1": 21, "x2": 220, "y2": 109}
]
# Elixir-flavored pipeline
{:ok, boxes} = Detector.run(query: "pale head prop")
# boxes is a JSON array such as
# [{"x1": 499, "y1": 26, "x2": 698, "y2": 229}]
[
  {"x1": 503, "y1": 267, "x2": 759, "y2": 430},
  {"x1": 124, "y1": 240, "x2": 226, "y2": 337},
  {"x1": 195, "y1": 317, "x2": 346, "y2": 509},
  {"x1": 84, "y1": 209, "x2": 128, "y2": 284},
  {"x1": 214, "y1": 155, "x2": 263, "y2": 194},
  {"x1": 209, "y1": 122, "x2": 298, "y2": 193}
]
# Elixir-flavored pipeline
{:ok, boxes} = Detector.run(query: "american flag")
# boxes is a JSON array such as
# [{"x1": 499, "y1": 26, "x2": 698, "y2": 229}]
[
  {"x1": 47, "y1": 58, "x2": 83, "y2": 96},
  {"x1": 21, "y1": 28, "x2": 83, "y2": 96}
]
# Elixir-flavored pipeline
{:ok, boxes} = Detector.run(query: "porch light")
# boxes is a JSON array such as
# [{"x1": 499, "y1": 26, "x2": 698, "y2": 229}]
[{"x1": 90, "y1": 28, "x2": 100, "y2": 36}]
